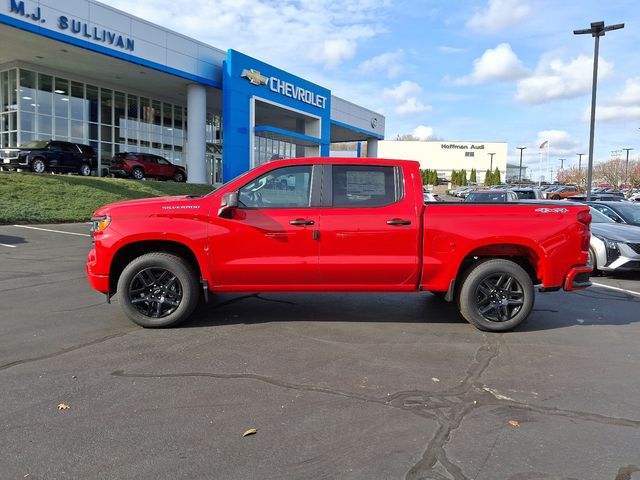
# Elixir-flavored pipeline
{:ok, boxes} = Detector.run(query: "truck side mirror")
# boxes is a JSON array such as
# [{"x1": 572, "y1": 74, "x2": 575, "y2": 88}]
[{"x1": 218, "y1": 191, "x2": 239, "y2": 218}]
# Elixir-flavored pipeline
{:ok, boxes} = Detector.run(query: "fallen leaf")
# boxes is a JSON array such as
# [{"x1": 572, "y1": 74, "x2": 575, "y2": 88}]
[
  {"x1": 57, "y1": 403, "x2": 70, "y2": 410},
  {"x1": 508, "y1": 420, "x2": 519, "y2": 428},
  {"x1": 242, "y1": 428, "x2": 257, "y2": 437}
]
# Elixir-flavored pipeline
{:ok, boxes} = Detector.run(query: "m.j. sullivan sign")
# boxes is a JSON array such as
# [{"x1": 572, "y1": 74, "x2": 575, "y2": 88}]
[{"x1": 8, "y1": 0, "x2": 135, "y2": 52}]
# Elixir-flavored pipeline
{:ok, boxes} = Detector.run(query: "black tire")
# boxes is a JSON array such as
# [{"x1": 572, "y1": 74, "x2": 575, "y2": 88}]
[
  {"x1": 78, "y1": 162, "x2": 91, "y2": 176},
  {"x1": 131, "y1": 167, "x2": 144, "y2": 180},
  {"x1": 173, "y1": 171, "x2": 186, "y2": 182},
  {"x1": 457, "y1": 259, "x2": 534, "y2": 332},
  {"x1": 117, "y1": 253, "x2": 199, "y2": 328},
  {"x1": 552, "y1": 194, "x2": 561, "y2": 200},
  {"x1": 31, "y1": 158, "x2": 46, "y2": 174}
]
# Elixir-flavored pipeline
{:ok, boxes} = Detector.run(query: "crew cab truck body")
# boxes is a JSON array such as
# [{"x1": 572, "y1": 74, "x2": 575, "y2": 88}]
[{"x1": 86, "y1": 158, "x2": 592, "y2": 332}]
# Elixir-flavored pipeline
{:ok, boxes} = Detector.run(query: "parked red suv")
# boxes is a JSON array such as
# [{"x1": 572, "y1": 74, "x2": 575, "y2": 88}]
[{"x1": 109, "y1": 152, "x2": 187, "y2": 182}]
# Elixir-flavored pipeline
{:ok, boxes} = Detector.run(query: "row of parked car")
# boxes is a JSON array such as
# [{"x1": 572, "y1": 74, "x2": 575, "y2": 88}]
[
  {"x1": 443, "y1": 184, "x2": 640, "y2": 276},
  {"x1": 0, "y1": 140, "x2": 187, "y2": 182}
]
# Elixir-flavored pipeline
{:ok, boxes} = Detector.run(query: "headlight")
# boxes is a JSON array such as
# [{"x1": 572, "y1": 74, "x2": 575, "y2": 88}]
[
  {"x1": 593, "y1": 234, "x2": 618, "y2": 250},
  {"x1": 90, "y1": 215, "x2": 111, "y2": 235}
]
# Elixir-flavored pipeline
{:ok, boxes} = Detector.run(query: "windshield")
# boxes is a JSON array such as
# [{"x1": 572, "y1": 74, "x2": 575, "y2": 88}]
[
  {"x1": 611, "y1": 203, "x2": 640, "y2": 224},
  {"x1": 465, "y1": 192, "x2": 506, "y2": 202},
  {"x1": 590, "y1": 207, "x2": 615, "y2": 223},
  {"x1": 19, "y1": 140, "x2": 49, "y2": 149}
]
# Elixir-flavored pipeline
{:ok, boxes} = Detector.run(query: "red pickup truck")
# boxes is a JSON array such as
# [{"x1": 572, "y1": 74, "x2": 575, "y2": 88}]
[{"x1": 86, "y1": 158, "x2": 592, "y2": 332}]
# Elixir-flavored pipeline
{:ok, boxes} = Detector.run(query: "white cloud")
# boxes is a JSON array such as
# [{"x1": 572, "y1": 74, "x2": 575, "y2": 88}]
[
  {"x1": 99, "y1": 0, "x2": 388, "y2": 70},
  {"x1": 412, "y1": 125, "x2": 434, "y2": 140},
  {"x1": 516, "y1": 55, "x2": 614, "y2": 104},
  {"x1": 383, "y1": 81, "x2": 432, "y2": 116},
  {"x1": 383, "y1": 81, "x2": 422, "y2": 102},
  {"x1": 359, "y1": 50, "x2": 404, "y2": 79},
  {"x1": 596, "y1": 77, "x2": 640, "y2": 122},
  {"x1": 315, "y1": 39, "x2": 357, "y2": 69},
  {"x1": 467, "y1": 0, "x2": 531, "y2": 33},
  {"x1": 535, "y1": 130, "x2": 580, "y2": 153},
  {"x1": 454, "y1": 43, "x2": 528, "y2": 85},
  {"x1": 439, "y1": 46, "x2": 465, "y2": 54}
]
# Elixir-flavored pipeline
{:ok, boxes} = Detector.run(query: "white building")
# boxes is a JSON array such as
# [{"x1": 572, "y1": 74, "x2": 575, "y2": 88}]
[{"x1": 377, "y1": 140, "x2": 508, "y2": 182}]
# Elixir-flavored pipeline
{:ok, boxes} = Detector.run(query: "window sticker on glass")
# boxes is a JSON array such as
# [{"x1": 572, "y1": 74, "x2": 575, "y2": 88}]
[{"x1": 346, "y1": 171, "x2": 385, "y2": 195}]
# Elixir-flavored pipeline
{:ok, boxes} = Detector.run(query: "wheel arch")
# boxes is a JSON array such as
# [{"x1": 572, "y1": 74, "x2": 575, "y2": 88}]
[
  {"x1": 109, "y1": 240, "x2": 202, "y2": 293},
  {"x1": 457, "y1": 243, "x2": 542, "y2": 287}
]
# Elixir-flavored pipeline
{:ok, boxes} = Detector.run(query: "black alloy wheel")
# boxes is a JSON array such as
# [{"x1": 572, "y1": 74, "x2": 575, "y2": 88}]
[
  {"x1": 117, "y1": 253, "x2": 199, "y2": 327},
  {"x1": 457, "y1": 259, "x2": 534, "y2": 331},
  {"x1": 128, "y1": 267, "x2": 183, "y2": 318}
]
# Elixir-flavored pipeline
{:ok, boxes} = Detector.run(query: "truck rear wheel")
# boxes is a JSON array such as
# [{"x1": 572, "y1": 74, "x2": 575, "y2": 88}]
[
  {"x1": 457, "y1": 259, "x2": 534, "y2": 332},
  {"x1": 117, "y1": 253, "x2": 199, "y2": 328}
]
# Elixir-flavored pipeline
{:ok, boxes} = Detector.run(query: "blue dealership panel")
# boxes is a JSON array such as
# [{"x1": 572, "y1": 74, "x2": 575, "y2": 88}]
[{"x1": 222, "y1": 49, "x2": 331, "y2": 182}]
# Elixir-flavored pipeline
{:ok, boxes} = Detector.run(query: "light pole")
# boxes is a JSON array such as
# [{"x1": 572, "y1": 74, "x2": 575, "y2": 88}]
[
  {"x1": 558, "y1": 158, "x2": 565, "y2": 182},
  {"x1": 576, "y1": 153, "x2": 584, "y2": 170},
  {"x1": 517, "y1": 147, "x2": 527, "y2": 184},
  {"x1": 488, "y1": 152, "x2": 495, "y2": 171},
  {"x1": 574, "y1": 21, "x2": 624, "y2": 201},
  {"x1": 622, "y1": 148, "x2": 633, "y2": 187}
]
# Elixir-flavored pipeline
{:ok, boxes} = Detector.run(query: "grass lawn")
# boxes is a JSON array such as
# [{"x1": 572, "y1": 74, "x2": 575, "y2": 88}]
[{"x1": 0, "y1": 172, "x2": 214, "y2": 224}]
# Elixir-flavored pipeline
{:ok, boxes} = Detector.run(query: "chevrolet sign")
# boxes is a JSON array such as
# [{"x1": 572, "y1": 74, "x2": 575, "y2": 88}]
[
  {"x1": 240, "y1": 69, "x2": 268, "y2": 86},
  {"x1": 240, "y1": 69, "x2": 327, "y2": 110}
]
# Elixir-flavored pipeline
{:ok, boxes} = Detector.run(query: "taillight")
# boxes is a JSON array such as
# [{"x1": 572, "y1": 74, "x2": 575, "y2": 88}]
[
  {"x1": 577, "y1": 209, "x2": 591, "y2": 252},
  {"x1": 577, "y1": 210, "x2": 591, "y2": 225}
]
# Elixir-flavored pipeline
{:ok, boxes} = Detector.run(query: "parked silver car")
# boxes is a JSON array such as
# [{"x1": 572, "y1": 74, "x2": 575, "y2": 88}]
[{"x1": 589, "y1": 207, "x2": 640, "y2": 275}]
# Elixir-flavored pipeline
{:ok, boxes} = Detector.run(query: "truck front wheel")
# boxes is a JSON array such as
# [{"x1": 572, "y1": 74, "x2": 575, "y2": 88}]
[
  {"x1": 457, "y1": 259, "x2": 534, "y2": 332},
  {"x1": 117, "y1": 253, "x2": 199, "y2": 328}
]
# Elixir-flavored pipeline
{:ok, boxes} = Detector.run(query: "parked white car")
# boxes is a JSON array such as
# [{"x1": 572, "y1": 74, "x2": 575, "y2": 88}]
[{"x1": 589, "y1": 207, "x2": 640, "y2": 275}]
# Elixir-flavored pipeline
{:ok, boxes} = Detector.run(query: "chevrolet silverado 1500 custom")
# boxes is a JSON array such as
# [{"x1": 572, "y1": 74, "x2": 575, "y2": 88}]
[{"x1": 86, "y1": 158, "x2": 592, "y2": 332}]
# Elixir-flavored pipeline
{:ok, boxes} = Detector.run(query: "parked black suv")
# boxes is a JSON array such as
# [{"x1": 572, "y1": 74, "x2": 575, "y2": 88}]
[{"x1": 0, "y1": 140, "x2": 97, "y2": 176}]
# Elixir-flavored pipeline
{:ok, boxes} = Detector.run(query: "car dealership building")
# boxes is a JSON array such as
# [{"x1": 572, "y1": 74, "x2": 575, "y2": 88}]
[
  {"x1": 0, "y1": 0, "x2": 385, "y2": 183},
  {"x1": 378, "y1": 140, "x2": 509, "y2": 183}
]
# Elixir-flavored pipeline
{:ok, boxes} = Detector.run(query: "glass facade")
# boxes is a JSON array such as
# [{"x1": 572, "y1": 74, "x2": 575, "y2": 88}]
[
  {"x1": 253, "y1": 135, "x2": 297, "y2": 167},
  {"x1": 0, "y1": 67, "x2": 223, "y2": 183}
]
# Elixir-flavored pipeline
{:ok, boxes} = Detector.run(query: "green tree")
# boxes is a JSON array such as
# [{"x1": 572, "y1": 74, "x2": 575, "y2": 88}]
[
  {"x1": 493, "y1": 167, "x2": 501, "y2": 184},
  {"x1": 484, "y1": 169, "x2": 493, "y2": 186},
  {"x1": 461, "y1": 169, "x2": 468, "y2": 186},
  {"x1": 470, "y1": 168, "x2": 477, "y2": 183}
]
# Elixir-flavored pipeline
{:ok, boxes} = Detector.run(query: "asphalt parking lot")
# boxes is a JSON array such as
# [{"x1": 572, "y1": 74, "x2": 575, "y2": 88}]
[{"x1": 1, "y1": 223, "x2": 639, "y2": 480}]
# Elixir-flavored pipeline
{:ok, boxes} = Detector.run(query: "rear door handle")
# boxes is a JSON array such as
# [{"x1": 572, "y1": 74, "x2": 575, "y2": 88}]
[
  {"x1": 386, "y1": 218, "x2": 412, "y2": 226},
  {"x1": 289, "y1": 219, "x2": 315, "y2": 226}
]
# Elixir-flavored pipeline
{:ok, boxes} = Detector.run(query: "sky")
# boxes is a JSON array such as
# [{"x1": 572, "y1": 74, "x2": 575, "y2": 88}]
[{"x1": 99, "y1": 0, "x2": 640, "y2": 180}]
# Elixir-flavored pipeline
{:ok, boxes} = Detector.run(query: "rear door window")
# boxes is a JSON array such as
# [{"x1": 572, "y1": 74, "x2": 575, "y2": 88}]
[{"x1": 331, "y1": 165, "x2": 400, "y2": 207}]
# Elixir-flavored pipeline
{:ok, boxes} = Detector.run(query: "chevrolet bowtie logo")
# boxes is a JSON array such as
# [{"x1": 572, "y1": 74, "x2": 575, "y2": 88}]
[{"x1": 240, "y1": 69, "x2": 268, "y2": 86}]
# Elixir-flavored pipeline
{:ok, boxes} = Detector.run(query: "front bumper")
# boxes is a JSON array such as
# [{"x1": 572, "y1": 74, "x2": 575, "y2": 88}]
[
  {"x1": 86, "y1": 248, "x2": 110, "y2": 293},
  {"x1": 108, "y1": 168, "x2": 130, "y2": 177},
  {"x1": 1, "y1": 157, "x2": 28, "y2": 169}
]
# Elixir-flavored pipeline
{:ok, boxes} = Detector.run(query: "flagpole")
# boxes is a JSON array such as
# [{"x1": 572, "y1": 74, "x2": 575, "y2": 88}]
[
  {"x1": 546, "y1": 141, "x2": 550, "y2": 182},
  {"x1": 538, "y1": 151, "x2": 542, "y2": 186}
]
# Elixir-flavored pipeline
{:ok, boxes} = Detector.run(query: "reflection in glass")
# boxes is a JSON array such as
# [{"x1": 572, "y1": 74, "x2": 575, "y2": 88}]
[{"x1": 37, "y1": 115, "x2": 52, "y2": 135}]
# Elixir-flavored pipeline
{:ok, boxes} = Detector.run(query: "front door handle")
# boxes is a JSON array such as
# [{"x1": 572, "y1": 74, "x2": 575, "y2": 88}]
[
  {"x1": 386, "y1": 218, "x2": 412, "y2": 226},
  {"x1": 289, "y1": 219, "x2": 315, "y2": 226}
]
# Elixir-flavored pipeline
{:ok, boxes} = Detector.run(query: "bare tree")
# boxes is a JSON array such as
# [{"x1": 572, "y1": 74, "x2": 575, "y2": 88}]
[
  {"x1": 594, "y1": 157, "x2": 626, "y2": 187},
  {"x1": 557, "y1": 166, "x2": 586, "y2": 189}
]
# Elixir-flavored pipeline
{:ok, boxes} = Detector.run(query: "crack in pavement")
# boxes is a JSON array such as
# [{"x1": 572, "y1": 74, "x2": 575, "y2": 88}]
[
  {"x1": 0, "y1": 331, "x2": 134, "y2": 371},
  {"x1": 111, "y1": 335, "x2": 640, "y2": 480}
]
